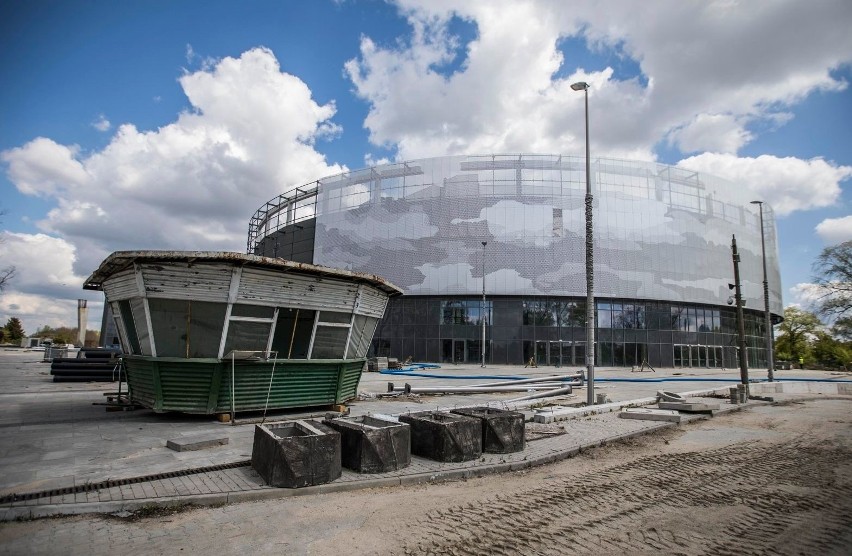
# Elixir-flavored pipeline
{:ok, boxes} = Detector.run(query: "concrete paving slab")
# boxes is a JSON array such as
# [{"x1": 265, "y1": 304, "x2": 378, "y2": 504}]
[
  {"x1": 619, "y1": 408, "x2": 683, "y2": 423},
  {"x1": 657, "y1": 401, "x2": 720, "y2": 413},
  {"x1": 166, "y1": 434, "x2": 230, "y2": 452}
]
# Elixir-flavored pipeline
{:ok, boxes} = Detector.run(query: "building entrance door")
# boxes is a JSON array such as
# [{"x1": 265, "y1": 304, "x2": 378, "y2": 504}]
[
  {"x1": 453, "y1": 340, "x2": 466, "y2": 363},
  {"x1": 535, "y1": 341, "x2": 548, "y2": 366},
  {"x1": 549, "y1": 341, "x2": 564, "y2": 366}
]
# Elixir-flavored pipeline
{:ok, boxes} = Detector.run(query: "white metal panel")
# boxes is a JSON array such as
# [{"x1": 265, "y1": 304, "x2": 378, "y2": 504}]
[
  {"x1": 140, "y1": 263, "x2": 232, "y2": 302},
  {"x1": 355, "y1": 285, "x2": 390, "y2": 318},
  {"x1": 237, "y1": 267, "x2": 359, "y2": 312},
  {"x1": 101, "y1": 268, "x2": 139, "y2": 301}
]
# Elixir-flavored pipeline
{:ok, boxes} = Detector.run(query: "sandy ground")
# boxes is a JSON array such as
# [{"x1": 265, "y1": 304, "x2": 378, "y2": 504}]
[{"x1": 1, "y1": 397, "x2": 850, "y2": 555}]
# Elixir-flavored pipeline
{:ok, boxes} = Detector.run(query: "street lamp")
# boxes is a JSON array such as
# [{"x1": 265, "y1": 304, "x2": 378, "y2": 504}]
[
  {"x1": 481, "y1": 241, "x2": 487, "y2": 368},
  {"x1": 750, "y1": 200, "x2": 775, "y2": 382},
  {"x1": 571, "y1": 80, "x2": 595, "y2": 405}
]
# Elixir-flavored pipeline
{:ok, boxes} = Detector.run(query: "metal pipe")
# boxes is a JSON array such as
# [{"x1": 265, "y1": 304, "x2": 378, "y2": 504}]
[
  {"x1": 505, "y1": 386, "x2": 576, "y2": 403},
  {"x1": 388, "y1": 381, "x2": 579, "y2": 392},
  {"x1": 469, "y1": 373, "x2": 584, "y2": 388},
  {"x1": 388, "y1": 381, "x2": 577, "y2": 392},
  {"x1": 401, "y1": 383, "x2": 582, "y2": 394}
]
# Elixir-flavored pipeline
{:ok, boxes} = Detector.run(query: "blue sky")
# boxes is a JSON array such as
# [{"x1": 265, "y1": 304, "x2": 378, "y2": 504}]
[{"x1": 1, "y1": 0, "x2": 851, "y2": 333}]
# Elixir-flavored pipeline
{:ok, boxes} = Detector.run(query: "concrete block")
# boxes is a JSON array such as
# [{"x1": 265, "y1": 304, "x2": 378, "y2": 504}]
[
  {"x1": 839, "y1": 384, "x2": 852, "y2": 395},
  {"x1": 399, "y1": 411, "x2": 482, "y2": 462},
  {"x1": 619, "y1": 408, "x2": 682, "y2": 423},
  {"x1": 815, "y1": 383, "x2": 838, "y2": 394},
  {"x1": 251, "y1": 420, "x2": 341, "y2": 488},
  {"x1": 324, "y1": 415, "x2": 411, "y2": 473},
  {"x1": 165, "y1": 434, "x2": 229, "y2": 452},
  {"x1": 658, "y1": 401, "x2": 720, "y2": 413},
  {"x1": 781, "y1": 382, "x2": 810, "y2": 394},
  {"x1": 451, "y1": 407, "x2": 525, "y2": 453}
]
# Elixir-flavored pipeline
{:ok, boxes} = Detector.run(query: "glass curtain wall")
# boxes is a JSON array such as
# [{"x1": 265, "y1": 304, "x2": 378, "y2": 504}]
[{"x1": 370, "y1": 295, "x2": 770, "y2": 368}]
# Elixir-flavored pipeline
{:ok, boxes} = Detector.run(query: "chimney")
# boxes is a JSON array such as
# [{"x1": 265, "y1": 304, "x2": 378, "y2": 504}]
[{"x1": 77, "y1": 299, "x2": 88, "y2": 347}]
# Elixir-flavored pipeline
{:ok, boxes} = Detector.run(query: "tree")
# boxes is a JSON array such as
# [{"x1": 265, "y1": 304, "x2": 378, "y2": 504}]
[
  {"x1": 3, "y1": 317, "x2": 26, "y2": 344},
  {"x1": 811, "y1": 331, "x2": 851, "y2": 371},
  {"x1": 774, "y1": 306, "x2": 821, "y2": 363},
  {"x1": 831, "y1": 317, "x2": 852, "y2": 342},
  {"x1": 812, "y1": 241, "x2": 852, "y2": 321}
]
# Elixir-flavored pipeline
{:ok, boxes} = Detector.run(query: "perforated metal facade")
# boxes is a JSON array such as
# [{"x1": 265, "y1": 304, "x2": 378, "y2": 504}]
[{"x1": 250, "y1": 154, "x2": 781, "y2": 367}]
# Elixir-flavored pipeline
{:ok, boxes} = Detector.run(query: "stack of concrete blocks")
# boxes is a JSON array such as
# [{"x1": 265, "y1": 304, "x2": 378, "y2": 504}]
[
  {"x1": 251, "y1": 420, "x2": 342, "y2": 488},
  {"x1": 399, "y1": 411, "x2": 482, "y2": 462},
  {"x1": 729, "y1": 384, "x2": 749, "y2": 404},
  {"x1": 450, "y1": 407, "x2": 525, "y2": 453},
  {"x1": 325, "y1": 415, "x2": 411, "y2": 473}
]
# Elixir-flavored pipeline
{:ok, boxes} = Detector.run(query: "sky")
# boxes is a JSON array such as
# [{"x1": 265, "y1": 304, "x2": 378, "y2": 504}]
[{"x1": 1, "y1": 0, "x2": 851, "y2": 336}]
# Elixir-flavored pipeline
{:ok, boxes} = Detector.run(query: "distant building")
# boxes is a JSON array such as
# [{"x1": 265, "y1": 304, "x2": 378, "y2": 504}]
[{"x1": 249, "y1": 154, "x2": 782, "y2": 368}]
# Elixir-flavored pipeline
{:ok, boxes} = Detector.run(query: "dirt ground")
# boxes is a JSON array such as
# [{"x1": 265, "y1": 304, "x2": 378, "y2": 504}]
[{"x1": 1, "y1": 397, "x2": 851, "y2": 555}]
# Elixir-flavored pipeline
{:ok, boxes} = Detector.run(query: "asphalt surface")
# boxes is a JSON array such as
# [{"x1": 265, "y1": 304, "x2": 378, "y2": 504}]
[{"x1": 0, "y1": 348, "x2": 848, "y2": 522}]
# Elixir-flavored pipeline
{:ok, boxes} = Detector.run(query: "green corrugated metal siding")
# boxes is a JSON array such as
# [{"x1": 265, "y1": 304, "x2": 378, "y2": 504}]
[
  {"x1": 124, "y1": 358, "x2": 157, "y2": 409},
  {"x1": 336, "y1": 362, "x2": 364, "y2": 401},
  {"x1": 156, "y1": 360, "x2": 219, "y2": 413},
  {"x1": 123, "y1": 356, "x2": 365, "y2": 414}
]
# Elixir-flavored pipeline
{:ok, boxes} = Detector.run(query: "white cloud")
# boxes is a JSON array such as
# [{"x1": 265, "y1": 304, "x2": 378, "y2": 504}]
[
  {"x1": 815, "y1": 215, "x2": 852, "y2": 244},
  {"x1": 3, "y1": 47, "x2": 345, "y2": 277},
  {"x1": 1, "y1": 138, "x2": 89, "y2": 197},
  {"x1": 346, "y1": 0, "x2": 852, "y2": 167},
  {"x1": 0, "y1": 232, "x2": 102, "y2": 332},
  {"x1": 787, "y1": 282, "x2": 832, "y2": 318},
  {"x1": 91, "y1": 114, "x2": 111, "y2": 132},
  {"x1": 668, "y1": 114, "x2": 752, "y2": 154},
  {"x1": 1, "y1": 47, "x2": 346, "y2": 331},
  {"x1": 677, "y1": 153, "x2": 852, "y2": 216}
]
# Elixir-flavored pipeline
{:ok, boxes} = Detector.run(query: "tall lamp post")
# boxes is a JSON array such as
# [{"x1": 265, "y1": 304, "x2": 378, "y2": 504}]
[
  {"x1": 481, "y1": 241, "x2": 487, "y2": 368},
  {"x1": 750, "y1": 200, "x2": 775, "y2": 382},
  {"x1": 571, "y1": 80, "x2": 595, "y2": 405}
]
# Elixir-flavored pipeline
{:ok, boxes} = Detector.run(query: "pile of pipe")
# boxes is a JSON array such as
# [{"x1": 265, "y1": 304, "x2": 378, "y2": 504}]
[
  {"x1": 50, "y1": 347, "x2": 125, "y2": 382},
  {"x1": 386, "y1": 372, "x2": 584, "y2": 402}
]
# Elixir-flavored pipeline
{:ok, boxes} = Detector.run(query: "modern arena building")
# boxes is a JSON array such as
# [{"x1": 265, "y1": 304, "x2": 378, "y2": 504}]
[{"x1": 247, "y1": 154, "x2": 781, "y2": 369}]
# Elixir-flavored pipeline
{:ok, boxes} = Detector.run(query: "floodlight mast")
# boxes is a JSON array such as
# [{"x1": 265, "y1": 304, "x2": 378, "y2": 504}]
[
  {"x1": 750, "y1": 200, "x2": 775, "y2": 382},
  {"x1": 572, "y1": 80, "x2": 595, "y2": 405}
]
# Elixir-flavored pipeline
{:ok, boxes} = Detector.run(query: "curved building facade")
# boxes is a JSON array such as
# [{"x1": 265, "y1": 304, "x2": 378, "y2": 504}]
[{"x1": 249, "y1": 154, "x2": 782, "y2": 368}]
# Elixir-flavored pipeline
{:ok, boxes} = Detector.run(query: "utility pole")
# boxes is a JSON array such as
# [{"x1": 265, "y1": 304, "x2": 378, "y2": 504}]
[
  {"x1": 481, "y1": 241, "x2": 487, "y2": 368},
  {"x1": 731, "y1": 235, "x2": 750, "y2": 393}
]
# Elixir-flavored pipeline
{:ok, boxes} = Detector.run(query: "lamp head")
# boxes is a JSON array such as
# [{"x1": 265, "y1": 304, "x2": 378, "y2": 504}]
[
  {"x1": 570, "y1": 81, "x2": 589, "y2": 91},
  {"x1": 481, "y1": 241, "x2": 487, "y2": 247},
  {"x1": 750, "y1": 200, "x2": 762, "y2": 205}
]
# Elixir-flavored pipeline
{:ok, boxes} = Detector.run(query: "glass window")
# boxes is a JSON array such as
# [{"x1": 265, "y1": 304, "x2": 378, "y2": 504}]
[
  {"x1": 671, "y1": 306, "x2": 684, "y2": 331},
  {"x1": 148, "y1": 299, "x2": 227, "y2": 358},
  {"x1": 130, "y1": 298, "x2": 153, "y2": 355},
  {"x1": 597, "y1": 303, "x2": 612, "y2": 328},
  {"x1": 347, "y1": 315, "x2": 379, "y2": 358},
  {"x1": 442, "y1": 300, "x2": 468, "y2": 324},
  {"x1": 223, "y1": 320, "x2": 271, "y2": 356},
  {"x1": 311, "y1": 326, "x2": 349, "y2": 359},
  {"x1": 697, "y1": 308, "x2": 710, "y2": 332},
  {"x1": 231, "y1": 304, "x2": 275, "y2": 318},
  {"x1": 117, "y1": 300, "x2": 142, "y2": 355},
  {"x1": 271, "y1": 308, "x2": 315, "y2": 358},
  {"x1": 523, "y1": 299, "x2": 553, "y2": 326},
  {"x1": 318, "y1": 311, "x2": 352, "y2": 324},
  {"x1": 441, "y1": 300, "x2": 492, "y2": 325}
]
